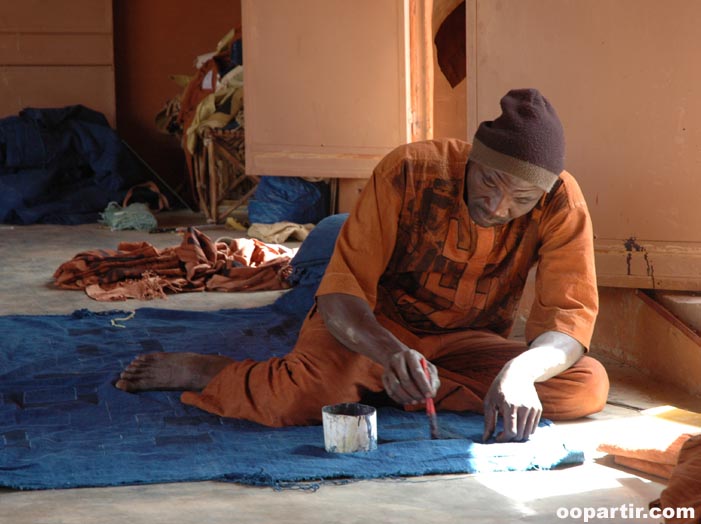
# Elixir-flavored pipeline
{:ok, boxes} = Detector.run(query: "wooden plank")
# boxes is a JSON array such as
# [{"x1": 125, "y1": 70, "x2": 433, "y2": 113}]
[
  {"x1": 592, "y1": 287, "x2": 701, "y2": 396},
  {"x1": 243, "y1": 0, "x2": 411, "y2": 179},
  {"x1": 337, "y1": 178, "x2": 370, "y2": 214},
  {"x1": 246, "y1": 145, "x2": 389, "y2": 180},
  {"x1": 465, "y1": 0, "x2": 478, "y2": 137},
  {"x1": 0, "y1": 0, "x2": 112, "y2": 33},
  {"x1": 595, "y1": 238, "x2": 701, "y2": 291},
  {"x1": 0, "y1": 66, "x2": 116, "y2": 126},
  {"x1": 0, "y1": 34, "x2": 113, "y2": 65},
  {"x1": 408, "y1": 0, "x2": 433, "y2": 141},
  {"x1": 654, "y1": 291, "x2": 701, "y2": 335},
  {"x1": 636, "y1": 290, "x2": 701, "y2": 347}
]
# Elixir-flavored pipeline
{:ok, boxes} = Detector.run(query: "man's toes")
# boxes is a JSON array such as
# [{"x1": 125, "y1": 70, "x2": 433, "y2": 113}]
[
  {"x1": 138, "y1": 353, "x2": 166, "y2": 363},
  {"x1": 114, "y1": 353, "x2": 181, "y2": 393},
  {"x1": 119, "y1": 370, "x2": 135, "y2": 381},
  {"x1": 116, "y1": 360, "x2": 152, "y2": 391},
  {"x1": 115, "y1": 378, "x2": 134, "y2": 392},
  {"x1": 123, "y1": 354, "x2": 160, "y2": 373},
  {"x1": 121, "y1": 364, "x2": 145, "y2": 378}
]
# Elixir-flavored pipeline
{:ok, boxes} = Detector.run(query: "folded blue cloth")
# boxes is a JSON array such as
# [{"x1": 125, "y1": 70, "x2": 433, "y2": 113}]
[{"x1": 0, "y1": 105, "x2": 148, "y2": 224}]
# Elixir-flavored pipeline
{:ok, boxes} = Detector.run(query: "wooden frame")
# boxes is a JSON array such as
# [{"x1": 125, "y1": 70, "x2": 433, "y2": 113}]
[
  {"x1": 193, "y1": 127, "x2": 258, "y2": 223},
  {"x1": 242, "y1": 0, "x2": 424, "y2": 180}
]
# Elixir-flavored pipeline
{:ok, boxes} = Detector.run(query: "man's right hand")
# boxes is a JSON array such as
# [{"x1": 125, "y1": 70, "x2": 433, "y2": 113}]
[
  {"x1": 381, "y1": 350, "x2": 440, "y2": 405},
  {"x1": 317, "y1": 293, "x2": 440, "y2": 405}
]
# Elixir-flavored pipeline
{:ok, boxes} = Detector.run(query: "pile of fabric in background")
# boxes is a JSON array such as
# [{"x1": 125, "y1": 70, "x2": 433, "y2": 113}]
[
  {"x1": 0, "y1": 106, "x2": 151, "y2": 225},
  {"x1": 156, "y1": 27, "x2": 330, "y2": 239},
  {"x1": 155, "y1": 28, "x2": 244, "y2": 192},
  {"x1": 156, "y1": 28, "x2": 329, "y2": 233}
]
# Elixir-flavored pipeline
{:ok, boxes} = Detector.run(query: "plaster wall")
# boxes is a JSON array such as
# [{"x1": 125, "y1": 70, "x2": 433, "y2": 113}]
[
  {"x1": 113, "y1": 0, "x2": 242, "y2": 204},
  {"x1": 0, "y1": 0, "x2": 115, "y2": 125}
]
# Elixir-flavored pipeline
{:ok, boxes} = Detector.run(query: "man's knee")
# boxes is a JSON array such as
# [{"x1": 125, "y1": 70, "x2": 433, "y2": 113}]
[
  {"x1": 581, "y1": 355, "x2": 610, "y2": 414},
  {"x1": 538, "y1": 355, "x2": 609, "y2": 420}
]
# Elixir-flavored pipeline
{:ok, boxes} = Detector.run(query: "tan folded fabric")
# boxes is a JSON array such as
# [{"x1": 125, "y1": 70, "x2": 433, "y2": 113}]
[
  {"x1": 248, "y1": 222, "x2": 314, "y2": 244},
  {"x1": 598, "y1": 431, "x2": 694, "y2": 467},
  {"x1": 596, "y1": 407, "x2": 701, "y2": 484},
  {"x1": 614, "y1": 455, "x2": 675, "y2": 480}
]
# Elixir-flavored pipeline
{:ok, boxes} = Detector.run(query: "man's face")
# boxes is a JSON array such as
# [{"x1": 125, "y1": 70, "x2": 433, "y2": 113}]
[{"x1": 465, "y1": 161, "x2": 545, "y2": 228}]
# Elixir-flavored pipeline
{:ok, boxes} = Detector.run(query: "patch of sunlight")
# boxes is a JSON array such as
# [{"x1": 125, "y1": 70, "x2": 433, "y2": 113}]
[
  {"x1": 642, "y1": 405, "x2": 701, "y2": 428},
  {"x1": 473, "y1": 463, "x2": 654, "y2": 502}
]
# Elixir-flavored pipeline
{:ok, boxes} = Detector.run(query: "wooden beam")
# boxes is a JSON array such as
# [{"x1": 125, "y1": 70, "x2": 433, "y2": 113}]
[
  {"x1": 592, "y1": 287, "x2": 701, "y2": 397},
  {"x1": 595, "y1": 238, "x2": 701, "y2": 291}
]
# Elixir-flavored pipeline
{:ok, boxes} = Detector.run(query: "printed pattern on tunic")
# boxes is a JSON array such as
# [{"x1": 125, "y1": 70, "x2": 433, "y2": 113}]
[
  {"x1": 317, "y1": 138, "x2": 598, "y2": 347},
  {"x1": 378, "y1": 151, "x2": 556, "y2": 336}
]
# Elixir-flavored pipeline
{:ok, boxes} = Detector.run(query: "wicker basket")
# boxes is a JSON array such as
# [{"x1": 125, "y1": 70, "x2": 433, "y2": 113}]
[{"x1": 192, "y1": 126, "x2": 258, "y2": 223}]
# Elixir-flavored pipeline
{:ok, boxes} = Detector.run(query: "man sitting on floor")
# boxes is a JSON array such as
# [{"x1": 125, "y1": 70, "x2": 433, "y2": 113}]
[{"x1": 116, "y1": 88, "x2": 609, "y2": 443}]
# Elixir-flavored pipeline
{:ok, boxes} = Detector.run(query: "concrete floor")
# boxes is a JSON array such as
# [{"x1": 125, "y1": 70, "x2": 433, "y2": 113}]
[{"x1": 1, "y1": 211, "x2": 699, "y2": 523}]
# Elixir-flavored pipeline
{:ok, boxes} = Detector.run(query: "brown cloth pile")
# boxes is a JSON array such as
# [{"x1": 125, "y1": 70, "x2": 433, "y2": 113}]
[
  {"x1": 654, "y1": 433, "x2": 701, "y2": 523},
  {"x1": 53, "y1": 228, "x2": 293, "y2": 301}
]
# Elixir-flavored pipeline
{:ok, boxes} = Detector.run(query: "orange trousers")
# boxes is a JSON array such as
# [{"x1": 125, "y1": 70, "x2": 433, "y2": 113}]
[{"x1": 181, "y1": 311, "x2": 609, "y2": 427}]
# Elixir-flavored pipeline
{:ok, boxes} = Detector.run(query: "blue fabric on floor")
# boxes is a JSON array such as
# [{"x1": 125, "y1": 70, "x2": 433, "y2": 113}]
[
  {"x1": 0, "y1": 214, "x2": 584, "y2": 490},
  {"x1": 0, "y1": 105, "x2": 148, "y2": 224},
  {"x1": 0, "y1": 307, "x2": 584, "y2": 491},
  {"x1": 248, "y1": 176, "x2": 330, "y2": 225}
]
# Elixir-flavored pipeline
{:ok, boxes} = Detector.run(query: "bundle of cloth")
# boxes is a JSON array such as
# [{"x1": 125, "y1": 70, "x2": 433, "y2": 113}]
[
  {"x1": 154, "y1": 28, "x2": 244, "y2": 200},
  {"x1": 0, "y1": 105, "x2": 149, "y2": 224},
  {"x1": 53, "y1": 228, "x2": 293, "y2": 301}
]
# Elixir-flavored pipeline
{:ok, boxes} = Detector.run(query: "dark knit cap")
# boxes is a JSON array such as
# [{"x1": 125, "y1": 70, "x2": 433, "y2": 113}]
[{"x1": 469, "y1": 88, "x2": 565, "y2": 192}]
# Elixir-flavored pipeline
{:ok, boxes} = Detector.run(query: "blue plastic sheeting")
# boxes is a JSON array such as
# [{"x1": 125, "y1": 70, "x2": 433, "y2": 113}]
[
  {"x1": 0, "y1": 105, "x2": 148, "y2": 224},
  {"x1": 248, "y1": 176, "x2": 330, "y2": 225}
]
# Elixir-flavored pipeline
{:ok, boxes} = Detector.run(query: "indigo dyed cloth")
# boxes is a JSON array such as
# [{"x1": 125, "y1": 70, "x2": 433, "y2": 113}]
[
  {"x1": 0, "y1": 214, "x2": 584, "y2": 490},
  {"x1": 0, "y1": 105, "x2": 148, "y2": 224},
  {"x1": 248, "y1": 176, "x2": 330, "y2": 225},
  {"x1": 0, "y1": 306, "x2": 583, "y2": 490}
]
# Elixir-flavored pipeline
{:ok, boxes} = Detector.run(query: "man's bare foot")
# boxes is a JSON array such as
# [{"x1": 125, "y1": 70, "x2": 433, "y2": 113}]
[{"x1": 115, "y1": 352, "x2": 233, "y2": 392}]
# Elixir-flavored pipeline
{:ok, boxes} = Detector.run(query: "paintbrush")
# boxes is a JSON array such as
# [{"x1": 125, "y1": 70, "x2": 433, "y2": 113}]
[{"x1": 420, "y1": 358, "x2": 440, "y2": 439}]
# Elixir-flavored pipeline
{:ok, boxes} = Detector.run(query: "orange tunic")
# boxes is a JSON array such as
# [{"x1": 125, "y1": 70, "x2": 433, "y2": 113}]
[
  {"x1": 182, "y1": 139, "x2": 607, "y2": 426},
  {"x1": 317, "y1": 139, "x2": 598, "y2": 347}
]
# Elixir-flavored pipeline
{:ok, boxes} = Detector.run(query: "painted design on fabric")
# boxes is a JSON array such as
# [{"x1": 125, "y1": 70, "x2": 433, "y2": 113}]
[{"x1": 379, "y1": 160, "x2": 560, "y2": 336}]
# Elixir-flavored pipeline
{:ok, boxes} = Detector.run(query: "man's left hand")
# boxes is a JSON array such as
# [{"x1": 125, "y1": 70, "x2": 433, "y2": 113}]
[{"x1": 482, "y1": 371, "x2": 542, "y2": 443}]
